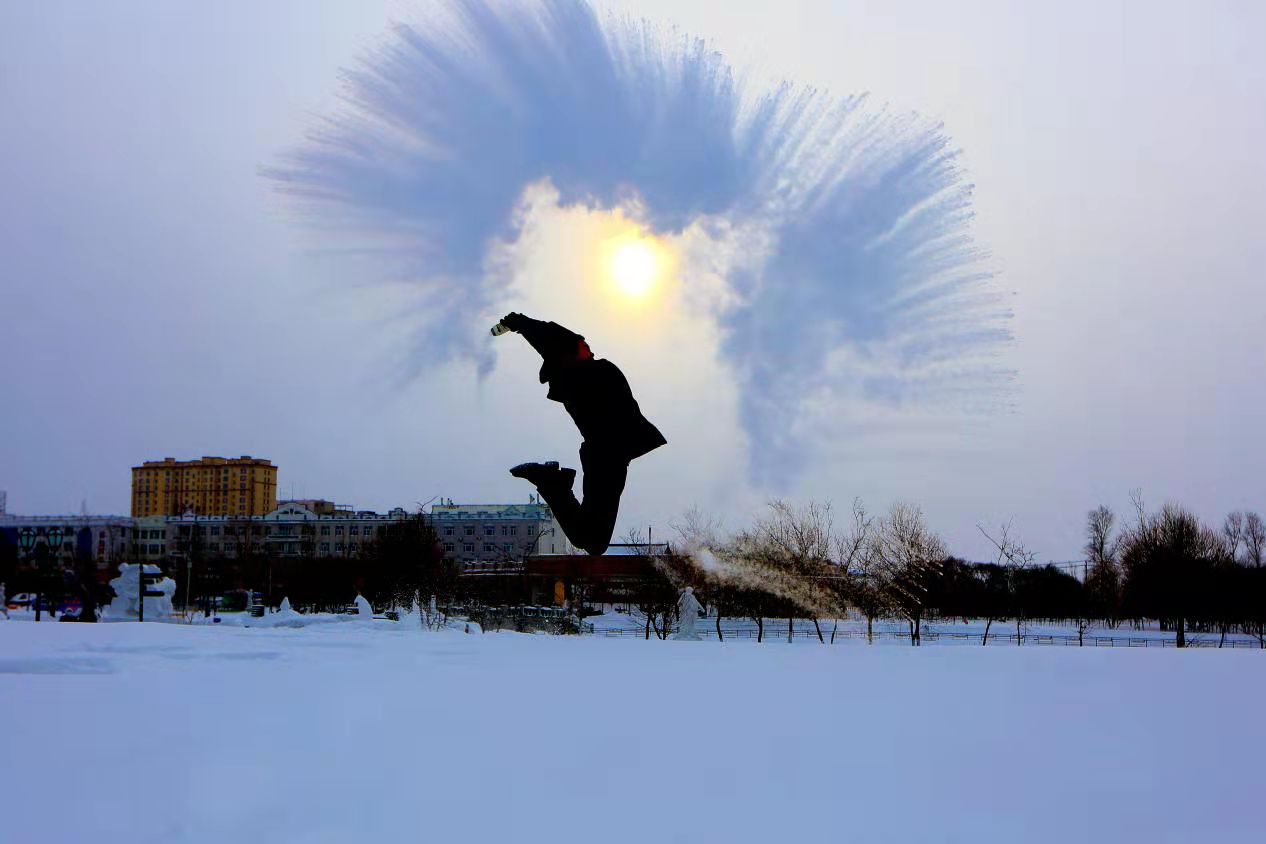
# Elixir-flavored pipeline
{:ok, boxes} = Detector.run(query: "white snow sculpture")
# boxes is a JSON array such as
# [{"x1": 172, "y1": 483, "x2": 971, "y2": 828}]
[
  {"x1": 256, "y1": 596, "x2": 305, "y2": 628},
  {"x1": 672, "y1": 587, "x2": 703, "y2": 641},
  {"x1": 354, "y1": 594, "x2": 374, "y2": 623},
  {"x1": 405, "y1": 598, "x2": 422, "y2": 627},
  {"x1": 105, "y1": 563, "x2": 175, "y2": 621}
]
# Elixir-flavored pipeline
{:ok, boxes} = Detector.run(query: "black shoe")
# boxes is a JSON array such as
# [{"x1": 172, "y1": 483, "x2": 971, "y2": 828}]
[{"x1": 510, "y1": 461, "x2": 576, "y2": 491}]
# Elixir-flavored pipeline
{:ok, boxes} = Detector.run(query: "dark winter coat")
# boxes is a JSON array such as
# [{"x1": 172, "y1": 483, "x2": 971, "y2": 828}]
[{"x1": 510, "y1": 316, "x2": 667, "y2": 462}]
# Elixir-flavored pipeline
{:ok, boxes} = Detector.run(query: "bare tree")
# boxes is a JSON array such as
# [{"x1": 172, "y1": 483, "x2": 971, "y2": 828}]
[
  {"x1": 1243, "y1": 512, "x2": 1266, "y2": 647},
  {"x1": 1223, "y1": 511, "x2": 1245, "y2": 561},
  {"x1": 978, "y1": 521, "x2": 1036, "y2": 644},
  {"x1": 727, "y1": 528, "x2": 777, "y2": 642},
  {"x1": 749, "y1": 500, "x2": 836, "y2": 643},
  {"x1": 1086, "y1": 506, "x2": 1118, "y2": 568},
  {"x1": 970, "y1": 563, "x2": 1010, "y2": 645},
  {"x1": 623, "y1": 529, "x2": 682, "y2": 640},
  {"x1": 829, "y1": 499, "x2": 872, "y2": 643},
  {"x1": 1243, "y1": 512, "x2": 1265, "y2": 568},
  {"x1": 844, "y1": 505, "x2": 889, "y2": 644},
  {"x1": 1120, "y1": 502, "x2": 1221, "y2": 648},
  {"x1": 1083, "y1": 505, "x2": 1121, "y2": 633},
  {"x1": 873, "y1": 502, "x2": 946, "y2": 646}
]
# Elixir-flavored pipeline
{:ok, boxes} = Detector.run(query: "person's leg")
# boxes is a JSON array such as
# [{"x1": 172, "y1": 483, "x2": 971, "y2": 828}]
[
  {"x1": 518, "y1": 446, "x2": 628, "y2": 554},
  {"x1": 530, "y1": 470, "x2": 585, "y2": 551},
  {"x1": 573, "y1": 443, "x2": 628, "y2": 555}
]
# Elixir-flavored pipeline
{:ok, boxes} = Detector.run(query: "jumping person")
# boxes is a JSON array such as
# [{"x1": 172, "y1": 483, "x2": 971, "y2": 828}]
[{"x1": 497, "y1": 312, "x2": 666, "y2": 555}]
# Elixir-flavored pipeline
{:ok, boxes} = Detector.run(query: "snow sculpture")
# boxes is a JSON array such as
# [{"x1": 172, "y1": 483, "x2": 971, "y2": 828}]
[
  {"x1": 393, "y1": 598, "x2": 420, "y2": 628},
  {"x1": 105, "y1": 563, "x2": 175, "y2": 621},
  {"x1": 257, "y1": 596, "x2": 305, "y2": 628},
  {"x1": 354, "y1": 594, "x2": 373, "y2": 623},
  {"x1": 672, "y1": 587, "x2": 703, "y2": 641}
]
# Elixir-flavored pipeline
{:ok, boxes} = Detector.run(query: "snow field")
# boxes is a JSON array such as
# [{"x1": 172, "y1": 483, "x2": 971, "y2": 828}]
[{"x1": 1, "y1": 621, "x2": 1261, "y2": 843}]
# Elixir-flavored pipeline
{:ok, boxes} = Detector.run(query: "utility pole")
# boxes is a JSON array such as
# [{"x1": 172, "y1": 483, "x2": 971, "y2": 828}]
[{"x1": 185, "y1": 556, "x2": 193, "y2": 619}]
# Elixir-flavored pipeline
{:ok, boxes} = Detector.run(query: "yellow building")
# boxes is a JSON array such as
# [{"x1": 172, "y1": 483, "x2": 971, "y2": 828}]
[{"x1": 131, "y1": 456, "x2": 277, "y2": 518}]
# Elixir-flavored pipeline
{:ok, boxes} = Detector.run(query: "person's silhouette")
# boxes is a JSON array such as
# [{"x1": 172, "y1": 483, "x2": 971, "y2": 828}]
[{"x1": 498, "y1": 313, "x2": 666, "y2": 555}]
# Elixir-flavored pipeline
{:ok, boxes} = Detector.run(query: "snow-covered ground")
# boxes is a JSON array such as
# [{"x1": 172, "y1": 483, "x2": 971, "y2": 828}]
[{"x1": 2, "y1": 619, "x2": 1262, "y2": 843}]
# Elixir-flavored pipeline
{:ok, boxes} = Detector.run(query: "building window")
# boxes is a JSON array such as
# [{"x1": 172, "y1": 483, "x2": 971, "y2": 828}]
[
  {"x1": 349, "y1": 526, "x2": 359, "y2": 536},
  {"x1": 510, "y1": 526, "x2": 518, "y2": 536},
  {"x1": 464, "y1": 526, "x2": 474, "y2": 536},
  {"x1": 444, "y1": 543, "x2": 455, "y2": 552},
  {"x1": 320, "y1": 526, "x2": 330, "y2": 536},
  {"x1": 335, "y1": 543, "x2": 344, "y2": 552},
  {"x1": 484, "y1": 526, "x2": 495, "y2": 536},
  {"x1": 444, "y1": 527, "x2": 454, "y2": 536},
  {"x1": 463, "y1": 543, "x2": 474, "y2": 553},
  {"x1": 483, "y1": 543, "x2": 495, "y2": 552},
  {"x1": 320, "y1": 543, "x2": 329, "y2": 553},
  {"x1": 210, "y1": 526, "x2": 220, "y2": 536},
  {"x1": 500, "y1": 526, "x2": 508, "y2": 536},
  {"x1": 335, "y1": 526, "x2": 344, "y2": 536},
  {"x1": 504, "y1": 543, "x2": 514, "y2": 553}
]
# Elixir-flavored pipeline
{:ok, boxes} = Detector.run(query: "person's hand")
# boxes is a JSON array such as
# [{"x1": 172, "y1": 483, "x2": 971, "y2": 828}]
[{"x1": 500, "y1": 312, "x2": 528, "y2": 332}]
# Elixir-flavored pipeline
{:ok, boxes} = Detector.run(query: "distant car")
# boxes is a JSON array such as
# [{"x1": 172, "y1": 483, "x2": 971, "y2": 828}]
[{"x1": 7, "y1": 593, "x2": 36, "y2": 608}]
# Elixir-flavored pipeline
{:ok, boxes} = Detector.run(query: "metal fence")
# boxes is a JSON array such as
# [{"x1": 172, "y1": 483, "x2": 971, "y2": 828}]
[{"x1": 588, "y1": 625, "x2": 1262, "y2": 648}]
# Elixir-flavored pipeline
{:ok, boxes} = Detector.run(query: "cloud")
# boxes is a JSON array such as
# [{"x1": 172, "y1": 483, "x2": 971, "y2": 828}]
[{"x1": 267, "y1": 0, "x2": 1010, "y2": 486}]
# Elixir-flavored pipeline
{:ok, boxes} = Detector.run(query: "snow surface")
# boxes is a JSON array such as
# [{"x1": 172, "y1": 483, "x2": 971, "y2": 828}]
[{"x1": 1, "y1": 620, "x2": 1262, "y2": 843}]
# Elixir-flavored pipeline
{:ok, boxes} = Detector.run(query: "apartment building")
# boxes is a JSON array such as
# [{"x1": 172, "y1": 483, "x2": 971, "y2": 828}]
[{"x1": 131, "y1": 456, "x2": 277, "y2": 518}]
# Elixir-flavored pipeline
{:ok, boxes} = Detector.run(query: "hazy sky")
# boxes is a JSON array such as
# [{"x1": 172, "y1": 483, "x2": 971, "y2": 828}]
[{"x1": 2, "y1": 0, "x2": 1263, "y2": 561}]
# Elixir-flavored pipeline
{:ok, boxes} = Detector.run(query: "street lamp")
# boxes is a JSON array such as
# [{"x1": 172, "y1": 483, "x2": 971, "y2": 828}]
[
  {"x1": 18, "y1": 527, "x2": 36, "y2": 555},
  {"x1": 17, "y1": 529, "x2": 37, "y2": 620},
  {"x1": 18, "y1": 527, "x2": 57, "y2": 621},
  {"x1": 48, "y1": 526, "x2": 65, "y2": 618}
]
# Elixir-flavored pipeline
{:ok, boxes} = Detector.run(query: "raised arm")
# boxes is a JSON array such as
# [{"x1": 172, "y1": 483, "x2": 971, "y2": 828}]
[{"x1": 500, "y1": 312, "x2": 583, "y2": 363}]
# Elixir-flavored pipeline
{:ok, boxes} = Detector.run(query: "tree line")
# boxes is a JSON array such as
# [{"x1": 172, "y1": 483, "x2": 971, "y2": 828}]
[
  {"x1": 626, "y1": 496, "x2": 1266, "y2": 648},
  {"x1": 9, "y1": 495, "x2": 1261, "y2": 647}
]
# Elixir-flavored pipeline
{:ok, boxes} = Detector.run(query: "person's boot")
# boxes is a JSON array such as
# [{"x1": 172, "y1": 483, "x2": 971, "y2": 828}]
[{"x1": 509, "y1": 461, "x2": 576, "y2": 491}]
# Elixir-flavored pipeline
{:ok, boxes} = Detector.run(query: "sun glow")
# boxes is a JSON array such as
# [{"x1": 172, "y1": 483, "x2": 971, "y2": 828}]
[{"x1": 603, "y1": 233, "x2": 669, "y2": 302}]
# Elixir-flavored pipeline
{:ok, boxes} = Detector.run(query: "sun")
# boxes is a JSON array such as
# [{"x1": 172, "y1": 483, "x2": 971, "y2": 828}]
[{"x1": 609, "y1": 239, "x2": 659, "y2": 298}]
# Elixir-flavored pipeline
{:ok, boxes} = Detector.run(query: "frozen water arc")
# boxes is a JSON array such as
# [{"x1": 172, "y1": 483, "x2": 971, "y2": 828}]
[{"x1": 269, "y1": 0, "x2": 1012, "y2": 483}]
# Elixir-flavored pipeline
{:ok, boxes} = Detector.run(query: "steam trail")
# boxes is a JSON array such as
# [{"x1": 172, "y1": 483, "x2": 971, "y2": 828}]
[
  {"x1": 269, "y1": 0, "x2": 1011, "y2": 484},
  {"x1": 687, "y1": 546, "x2": 839, "y2": 618}
]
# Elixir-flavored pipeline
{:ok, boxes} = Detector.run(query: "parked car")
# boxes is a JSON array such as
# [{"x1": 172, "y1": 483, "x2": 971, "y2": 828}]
[{"x1": 7, "y1": 592, "x2": 36, "y2": 609}]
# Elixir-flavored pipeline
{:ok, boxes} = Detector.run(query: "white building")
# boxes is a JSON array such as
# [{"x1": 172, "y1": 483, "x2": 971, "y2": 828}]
[
  {"x1": 0, "y1": 512, "x2": 136, "y2": 576},
  {"x1": 428, "y1": 496, "x2": 567, "y2": 566},
  {"x1": 4, "y1": 497, "x2": 565, "y2": 570},
  {"x1": 154, "y1": 502, "x2": 413, "y2": 561}
]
